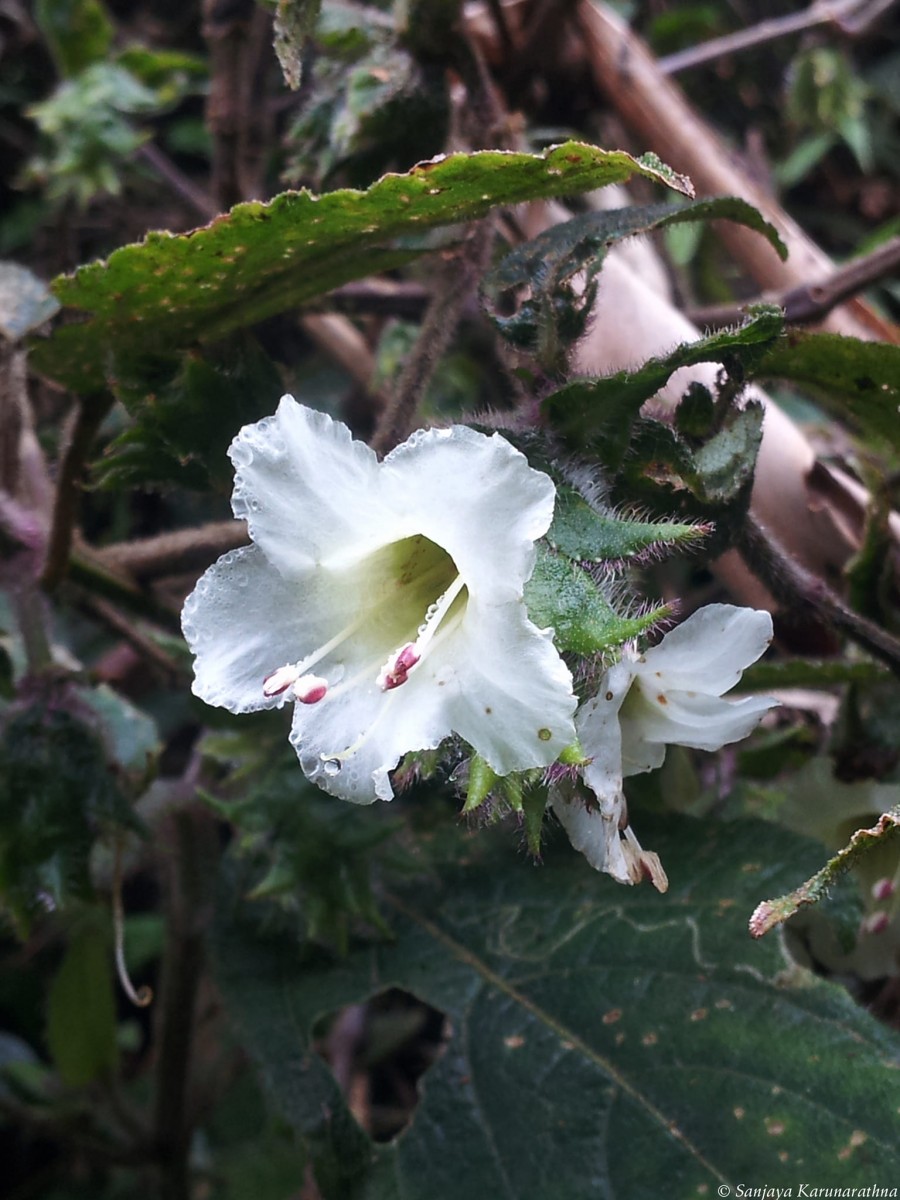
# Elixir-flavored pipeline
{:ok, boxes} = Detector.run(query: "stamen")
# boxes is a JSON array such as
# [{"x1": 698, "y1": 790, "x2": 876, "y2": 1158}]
[
  {"x1": 377, "y1": 643, "x2": 420, "y2": 691},
  {"x1": 263, "y1": 663, "x2": 301, "y2": 697},
  {"x1": 263, "y1": 613, "x2": 369, "y2": 698},
  {"x1": 376, "y1": 575, "x2": 467, "y2": 693},
  {"x1": 293, "y1": 674, "x2": 328, "y2": 704}
]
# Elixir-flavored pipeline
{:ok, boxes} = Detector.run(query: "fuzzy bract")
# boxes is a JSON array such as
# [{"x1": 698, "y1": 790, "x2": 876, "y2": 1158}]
[{"x1": 181, "y1": 397, "x2": 577, "y2": 803}]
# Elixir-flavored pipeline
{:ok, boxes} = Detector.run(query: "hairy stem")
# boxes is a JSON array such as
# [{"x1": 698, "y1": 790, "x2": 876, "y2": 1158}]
[
  {"x1": 370, "y1": 221, "x2": 493, "y2": 454},
  {"x1": 739, "y1": 514, "x2": 900, "y2": 677}
]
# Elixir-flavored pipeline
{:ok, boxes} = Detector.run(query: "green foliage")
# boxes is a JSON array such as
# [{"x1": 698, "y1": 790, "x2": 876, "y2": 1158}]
[
  {"x1": 30, "y1": 142, "x2": 692, "y2": 392},
  {"x1": 542, "y1": 306, "x2": 783, "y2": 471},
  {"x1": 483, "y1": 198, "x2": 785, "y2": 367},
  {"x1": 548, "y1": 484, "x2": 708, "y2": 564},
  {"x1": 97, "y1": 337, "x2": 284, "y2": 492},
  {"x1": 782, "y1": 46, "x2": 872, "y2": 180},
  {"x1": 0, "y1": 682, "x2": 146, "y2": 928},
  {"x1": 23, "y1": 63, "x2": 157, "y2": 207},
  {"x1": 46, "y1": 921, "x2": 119, "y2": 1086},
  {"x1": 525, "y1": 545, "x2": 669, "y2": 656},
  {"x1": 203, "y1": 734, "x2": 396, "y2": 952},
  {"x1": 214, "y1": 816, "x2": 900, "y2": 1198},
  {"x1": 34, "y1": 0, "x2": 114, "y2": 77},
  {"x1": 274, "y1": 0, "x2": 322, "y2": 90},
  {"x1": 757, "y1": 332, "x2": 900, "y2": 457},
  {"x1": 284, "y1": 4, "x2": 449, "y2": 188}
]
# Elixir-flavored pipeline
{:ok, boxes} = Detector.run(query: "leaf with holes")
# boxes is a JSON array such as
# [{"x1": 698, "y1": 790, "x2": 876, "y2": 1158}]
[
  {"x1": 482, "y1": 198, "x2": 785, "y2": 358},
  {"x1": 542, "y1": 306, "x2": 783, "y2": 470},
  {"x1": 213, "y1": 814, "x2": 900, "y2": 1199},
  {"x1": 30, "y1": 142, "x2": 691, "y2": 393}
]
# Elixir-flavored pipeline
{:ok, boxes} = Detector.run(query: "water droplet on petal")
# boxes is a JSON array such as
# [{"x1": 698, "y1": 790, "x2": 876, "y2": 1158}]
[{"x1": 322, "y1": 758, "x2": 342, "y2": 776}]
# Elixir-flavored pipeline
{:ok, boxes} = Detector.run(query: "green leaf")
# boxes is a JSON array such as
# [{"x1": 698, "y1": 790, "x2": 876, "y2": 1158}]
[
  {"x1": 525, "y1": 545, "x2": 668, "y2": 655},
  {"x1": 0, "y1": 686, "x2": 139, "y2": 928},
  {"x1": 213, "y1": 816, "x2": 900, "y2": 1198},
  {"x1": 689, "y1": 401, "x2": 764, "y2": 503},
  {"x1": 542, "y1": 306, "x2": 783, "y2": 469},
  {"x1": 756, "y1": 332, "x2": 900, "y2": 456},
  {"x1": 34, "y1": 0, "x2": 114, "y2": 77},
  {"x1": 483, "y1": 198, "x2": 785, "y2": 360},
  {"x1": 96, "y1": 337, "x2": 284, "y2": 491},
  {"x1": 76, "y1": 682, "x2": 160, "y2": 793},
  {"x1": 30, "y1": 142, "x2": 692, "y2": 393},
  {"x1": 274, "y1": 0, "x2": 322, "y2": 90},
  {"x1": 46, "y1": 924, "x2": 118, "y2": 1086},
  {"x1": 548, "y1": 485, "x2": 708, "y2": 563}
]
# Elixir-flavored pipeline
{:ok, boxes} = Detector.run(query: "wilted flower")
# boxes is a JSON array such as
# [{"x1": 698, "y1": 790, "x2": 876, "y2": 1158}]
[
  {"x1": 553, "y1": 604, "x2": 776, "y2": 889},
  {"x1": 182, "y1": 397, "x2": 577, "y2": 803}
]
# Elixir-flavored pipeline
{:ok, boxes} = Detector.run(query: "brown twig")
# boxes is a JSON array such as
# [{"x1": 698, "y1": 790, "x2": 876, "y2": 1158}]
[
  {"x1": 81, "y1": 595, "x2": 185, "y2": 680},
  {"x1": 658, "y1": 0, "x2": 894, "y2": 76},
  {"x1": 137, "y1": 142, "x2": 219, "y2": 223},
  {"x1": 370, "y1": 223, "x2": 494, "y2": 454},
  {"x1": 571, "y1": 0, "x2": 900, "y2": 344},
  {"x1": 40, "y1": 395, "x2": 113, "y2": 592},
  {"x1": 739, "y1": 514, "x2": 900, "y2": 677},
  {"x1": 94, "y1": 521, "x2": 247, "y2": 582},
  {"x1": 152, "y1": 807, "x2": 220, "y2": 1200},
  {"x1": 308, "y1": 280, "x2": 431, "y2": 320},
  {"x1": 687, "y1": 236, "x2": 900, "y2": 328}
]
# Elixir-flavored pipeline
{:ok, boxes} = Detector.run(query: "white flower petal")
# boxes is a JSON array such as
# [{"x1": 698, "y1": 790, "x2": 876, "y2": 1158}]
[
  {"x1": 440, "y1": 599, "x2": 576, "y2": 774},
  {"x1": 576, "y1": 662, "x2": 632, "y2": 801},
  {"x1": 229, "y1": 397, "x2": 387, "y2": 576},
  {"x1": 623, "y1": 687, "x2": 777, "y2": 757},
  {"x1": 381, "y1": 424, "x2": 555, "y2": 596},
  {"x1": 619, "y1": 723, "x2": 667, "y2": 777},
  {"x1": 289, "y1": 660, "x2": 450, "y2": 804},
  {"x1": 552, "y1": 789, "x2": 632, "y2": 884},
  {"x1": 633, "y1": 604, "x2": 773, "y2": 696},
  {"x1": 182, "y1": 545, "x2": 356, "y2": 713}
]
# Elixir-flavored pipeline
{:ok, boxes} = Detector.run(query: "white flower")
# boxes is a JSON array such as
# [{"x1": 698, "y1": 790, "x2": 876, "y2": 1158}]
[
  {"x1": 181, "y1": 397, "x2": 577, "y2": 803},
  {"x1": 553, "y1": 604, "x2": 776, "y2": 889}
]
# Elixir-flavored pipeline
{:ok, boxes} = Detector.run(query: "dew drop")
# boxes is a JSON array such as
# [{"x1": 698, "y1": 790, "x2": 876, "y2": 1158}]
[
  {"x1": 230, "y1": 442, "x2": 253, "y2": 467},
  {"x1": 322, "y1": 758, "x2": 342, "y2": 776}
]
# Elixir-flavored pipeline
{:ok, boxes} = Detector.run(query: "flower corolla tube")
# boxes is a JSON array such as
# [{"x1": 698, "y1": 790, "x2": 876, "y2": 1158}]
[
  {"x1": 553, "y1": 604, "x2": 777, "y2": 890},
  {"x1": 181, "y1": 397, "x2": 577, "y2": 803}
]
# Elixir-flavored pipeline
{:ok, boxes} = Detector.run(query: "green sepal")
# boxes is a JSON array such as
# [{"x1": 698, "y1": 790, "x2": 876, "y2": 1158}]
[
  {"x1": 557, "y1": 739, "x2": 589, "y2": 767},
  {"x1": 463, "y1": 755, "x2": 498, "y2": 814},
  {"x1": 525, "y1": 544, "x2": 670, "y2": 655},
  {"x1": 522, "y1": 787, "x2": 549, "y2": 857},
  {"x1": 499, "y1": 773, "x2": 524, "y2": 814},
  {"x1": 548, "y1": 484, "x2": 709, "y2": 564}
]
